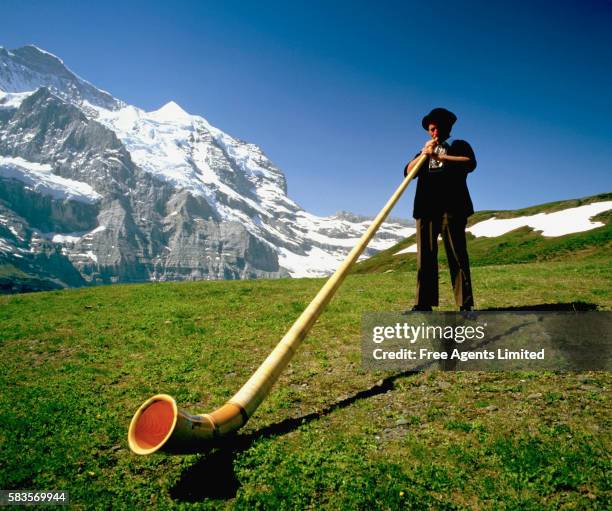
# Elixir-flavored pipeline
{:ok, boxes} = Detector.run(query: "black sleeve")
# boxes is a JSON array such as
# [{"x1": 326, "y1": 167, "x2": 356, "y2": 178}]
[
  {"x1": 403, "y1": 151, "x2": 423, "y2": 177},
  {"x1": 449, "y1": 140, "x2": 477, "y2": 173}
]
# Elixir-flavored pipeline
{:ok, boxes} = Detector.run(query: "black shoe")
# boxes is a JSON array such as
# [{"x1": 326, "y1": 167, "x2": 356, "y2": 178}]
[
  {"x1": 402, "y1": 305, "x2": 433, "y2": 314},
  {"x1": 460, "y1": 306, "x2": 477, "y2": 319}
]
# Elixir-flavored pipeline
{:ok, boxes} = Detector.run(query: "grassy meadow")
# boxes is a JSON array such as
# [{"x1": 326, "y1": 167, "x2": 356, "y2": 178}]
[{"x1": 1, "y1": 250, "x2": 611, "y2": 509}]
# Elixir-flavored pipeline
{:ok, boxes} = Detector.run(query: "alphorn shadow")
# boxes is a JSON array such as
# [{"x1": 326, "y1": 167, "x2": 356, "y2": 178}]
[
  {"x1": 170, "y1": 301, "x2": 599, "y2": 501},
  {"x1": 169, "y1": 375, "x2": 403, "y2": 501}
]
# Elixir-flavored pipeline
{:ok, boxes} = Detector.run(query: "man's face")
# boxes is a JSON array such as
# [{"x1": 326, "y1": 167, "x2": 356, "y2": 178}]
[
  {"x1": 428, "y1": 122, "x2": 449, "y2": 140},
  {"x1": 428, "y1": 123, "x2": 439, "y2": 139}
]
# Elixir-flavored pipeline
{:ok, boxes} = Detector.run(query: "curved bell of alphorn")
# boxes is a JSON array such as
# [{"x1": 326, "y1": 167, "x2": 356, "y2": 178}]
[
  {"x1": 128, "y1": 155, "x2": 427, "y2": 455},
  {"x1": 128, "y1": 394, "x2": 245, "y2": 454}
]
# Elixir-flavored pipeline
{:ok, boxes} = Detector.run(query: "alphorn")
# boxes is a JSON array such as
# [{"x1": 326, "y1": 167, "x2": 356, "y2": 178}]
[{"x1": 128, "y1": 154, "x2": 427, "y2": 454}]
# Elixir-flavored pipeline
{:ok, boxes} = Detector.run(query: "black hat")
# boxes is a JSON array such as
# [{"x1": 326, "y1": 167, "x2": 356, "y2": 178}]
[{"x1": 421, "y1": 107, "x2": 457, "y2": 131}]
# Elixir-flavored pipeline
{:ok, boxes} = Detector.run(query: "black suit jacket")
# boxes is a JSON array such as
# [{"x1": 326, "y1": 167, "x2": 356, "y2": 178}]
[{"x1": 404, "y1": 139, "x2": 476, "y2": 219}]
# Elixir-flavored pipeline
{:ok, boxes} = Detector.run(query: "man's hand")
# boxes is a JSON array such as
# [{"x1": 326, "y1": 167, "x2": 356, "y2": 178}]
[
  {"x1": 430, "y1": 151, "x2": 445, "y2": 162},
  {"x1": 420, "y1": 138, "x2": 438, "y2": 156}
]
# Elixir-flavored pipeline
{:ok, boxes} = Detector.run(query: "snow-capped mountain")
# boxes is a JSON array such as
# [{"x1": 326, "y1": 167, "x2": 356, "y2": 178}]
[
  {"x1": 0, "y1": 45, "x2": 413, "y2": 290},
  {"x1": 0, "y1": 45, "x2": 121, "y2": 111}
]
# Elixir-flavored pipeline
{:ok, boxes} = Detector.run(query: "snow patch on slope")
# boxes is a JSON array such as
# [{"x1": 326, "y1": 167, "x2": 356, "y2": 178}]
[
  {"x1": 467, "y1": 202, "x2": 612, "y2": 237},
  {"x1": 394, "y1": 242, "x2": 418, "y2": 255},
  {"x1": 0, "y1": 90, "x2": 34, "y2": 109},
  {"x1": 278, "y1": 246, "x2": 344, "y2": 278},
  {"x1": 393, "y1": 202, "x2": 611, "y2": 256},
  {"x1": 0, "y1": 156, "x2": 102, "y2": 203}
]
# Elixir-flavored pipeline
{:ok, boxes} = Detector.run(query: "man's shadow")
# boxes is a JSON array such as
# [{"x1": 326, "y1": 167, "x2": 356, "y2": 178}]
[
  {"x1": 170, "y1": 301, "x2": 598, "y2": 502},
  {"x1": 482, "y1": 301, "x2": 597, "y2": 312}
]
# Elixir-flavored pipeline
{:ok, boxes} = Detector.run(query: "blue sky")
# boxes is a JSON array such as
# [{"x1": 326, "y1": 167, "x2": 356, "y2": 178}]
[{"x1": 2, "y1": 0, "x2": 611, "y2": 217}]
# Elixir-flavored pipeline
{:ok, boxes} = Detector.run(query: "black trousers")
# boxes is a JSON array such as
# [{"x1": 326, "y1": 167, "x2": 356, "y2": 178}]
[{"x1": 415, "y1": 214, "x2": 474, "y2": 308}]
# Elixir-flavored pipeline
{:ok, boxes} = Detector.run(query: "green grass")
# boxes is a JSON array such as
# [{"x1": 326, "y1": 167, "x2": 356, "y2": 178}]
[
  {"x1": 0, "y1": 264, "x2": 29, "y2": 279},
  {"x1": 0, "y1": 257, "x2": 611, "y2": 509},
  {"x1": 0, "y1": 263, "x2": 63, "y2": 293}
]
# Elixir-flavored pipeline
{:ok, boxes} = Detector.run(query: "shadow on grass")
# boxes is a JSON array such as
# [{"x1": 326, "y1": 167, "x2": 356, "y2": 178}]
[
  {"x1": 481, "y1": 301, "x2": 598, "y2": 312},
  {"x1": 169, "y1": 301, "x2": 598, "y2": 502},
  {"x1": 169, "y1": 374, "x2": 401, "y2": 502}
]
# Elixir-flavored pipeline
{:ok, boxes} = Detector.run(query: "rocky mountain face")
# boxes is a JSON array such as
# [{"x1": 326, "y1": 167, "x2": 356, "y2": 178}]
[{"x1": 0, "y1": 45, "x2": 413, "y2": 291}]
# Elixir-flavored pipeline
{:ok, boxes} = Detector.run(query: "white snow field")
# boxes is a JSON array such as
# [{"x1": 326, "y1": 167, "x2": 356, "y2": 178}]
[
  {"x1": 394, "y1": 240, "x2": 418, "y2": 255},
  {"x1": 0, "y1": 156, "x2": 102, "y2": 203},
  {"x1": 394, "y1": 201, "x2": 612, "y2": 256},
  {"x1": 466, "y1": 201, "x2": 612, "y2": 237},
  {"x1": 0, "y1": 90, "x2": 34, "y2": 110}
]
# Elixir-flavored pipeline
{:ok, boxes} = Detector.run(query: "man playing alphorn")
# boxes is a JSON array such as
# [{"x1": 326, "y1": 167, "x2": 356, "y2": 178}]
[{"x1": 404, "y1": 107, "x2": 476, "y2": 312}]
